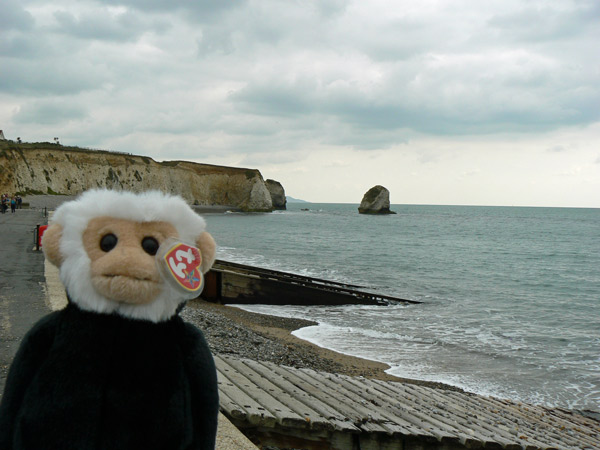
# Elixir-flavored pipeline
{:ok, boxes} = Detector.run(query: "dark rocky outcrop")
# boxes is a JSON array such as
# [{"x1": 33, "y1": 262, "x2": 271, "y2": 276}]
[
  {"x1": 265, "y1": 179, "x2": 287, "y2": 210},
  {"x1": 358, "y1": 185, "x2": 396, "y2": 214}
]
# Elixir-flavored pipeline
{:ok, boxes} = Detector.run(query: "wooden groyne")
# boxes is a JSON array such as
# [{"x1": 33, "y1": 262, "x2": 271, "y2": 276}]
[
  {"x1": 215, "y1": 355, "x2": 600, "y2": 450},
  {"x1": 203, "y1": 260, "x2": 420, "y2": 306}
]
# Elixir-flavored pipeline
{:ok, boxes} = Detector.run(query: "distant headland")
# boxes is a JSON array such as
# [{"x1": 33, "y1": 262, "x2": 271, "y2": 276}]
[{"x1": 286, "y1": 196, "x2": 309, "y2": 203}]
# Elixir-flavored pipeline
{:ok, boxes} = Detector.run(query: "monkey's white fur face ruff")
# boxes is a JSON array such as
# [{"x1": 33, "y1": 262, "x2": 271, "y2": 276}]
[{"x1": 51, "y1": 189, "x2": 207, "y2": 323}]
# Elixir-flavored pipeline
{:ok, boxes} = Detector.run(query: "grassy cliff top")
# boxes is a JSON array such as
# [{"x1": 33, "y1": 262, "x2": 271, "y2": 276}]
[{"x1": 0, "y1": 141, "x2": 260, "y2": 177}]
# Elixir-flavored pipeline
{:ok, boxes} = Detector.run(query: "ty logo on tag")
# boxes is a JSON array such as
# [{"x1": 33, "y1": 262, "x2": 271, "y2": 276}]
[{"x1": 164, "y1": 243, "x2": 203, "y2": 292}]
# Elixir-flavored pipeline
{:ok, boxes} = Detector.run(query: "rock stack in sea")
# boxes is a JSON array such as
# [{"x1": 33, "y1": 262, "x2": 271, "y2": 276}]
[
  {"x1": 265, "y1": 179, "x2": 287, "y2": 210},
  {"x1": 358, "y1": 185, "x2": 396, "y2": 214}
]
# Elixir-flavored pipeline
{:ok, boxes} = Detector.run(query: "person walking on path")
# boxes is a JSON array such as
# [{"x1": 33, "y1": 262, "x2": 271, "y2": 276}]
[{"x1": 10, "y1": 197, "x2": 16, "y2": 213}]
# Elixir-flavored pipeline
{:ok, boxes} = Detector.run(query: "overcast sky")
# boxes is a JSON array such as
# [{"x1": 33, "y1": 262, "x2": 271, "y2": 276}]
[{"x1": 2, "y1": 0, "x2": 599, "y2": 207}]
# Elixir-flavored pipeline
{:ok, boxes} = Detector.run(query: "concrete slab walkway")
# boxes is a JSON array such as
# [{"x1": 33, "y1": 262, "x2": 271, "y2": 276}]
[{"x1": 0, "y1": 209, "x2": 49, "y2": 396}]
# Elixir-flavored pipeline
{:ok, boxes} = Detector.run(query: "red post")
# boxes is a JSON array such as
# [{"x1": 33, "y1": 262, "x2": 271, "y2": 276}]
[{"x1": 38, "y1": 224, "x2": 48, "y2": 250}]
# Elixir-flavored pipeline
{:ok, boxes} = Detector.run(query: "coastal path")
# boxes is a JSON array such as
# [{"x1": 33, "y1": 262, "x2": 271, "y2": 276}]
[
  {"x1": 215, "y1": 354, "x2": 600, "y2": 450},
  {"x1": 0, "y1": 209, "x2": 50, "y2": 396}
]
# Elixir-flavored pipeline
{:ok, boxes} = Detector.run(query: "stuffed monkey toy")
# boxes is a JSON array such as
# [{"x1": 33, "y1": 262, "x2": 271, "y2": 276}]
[{"x1": 0, "y1": 190, "x2": 219, "y2": 450}]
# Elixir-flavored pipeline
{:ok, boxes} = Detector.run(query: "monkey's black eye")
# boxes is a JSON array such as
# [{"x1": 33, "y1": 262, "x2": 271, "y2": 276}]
[
  {"x1": 100, "y1": 233, "x2": 118, "y2": 252},
  {"x1": 141, "y1": 237, "x2": 159, "y2": 256}
]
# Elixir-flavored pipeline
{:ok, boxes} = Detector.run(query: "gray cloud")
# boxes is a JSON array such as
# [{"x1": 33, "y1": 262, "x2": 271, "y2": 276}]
[
  {"x1": 2, "y1": 0, "x2": 599, "y2": 161},
  {"x1": 195, "y1": 1, "x2": 344, "y2": 58},
  {"x1": 315, "y1": 0, "x2": 349, "y2": 18},
  {"x1": 197, "y1": 27, "x2": 236, "y2": 57},
  {"x1": 228, "y1": 48, "x2": 600, "y2": 142},
  {"x1": 231, "y1": 80, "x2": 317, "y2": 117},
  {"x1": 0, "y1": 0, "x2": 34, "y2": 31},
  {"x1": 14, "y1": 100, "x2": 89, "y2": 125},
  {"x1": 0, "y1": 35, "x2": 44, "y2": 58},
  {"x1": 99, "y1": 0, "x2": 247, "y2": 23},
  {"x1": 52, "y1": 9, "x2": 169, "y2": 42},
  {"x1": 0, "y1": 1, "x2": 36, "y2": 57},
  {"x1": 488, "y1": 1, "x2": 600, "y2": 42},
  {"x1": 200, "y1": 0, "x2": 598, "y2": 148},
  {"x1": 0, "y1": 58, "x2": 106, "y2": 95}
]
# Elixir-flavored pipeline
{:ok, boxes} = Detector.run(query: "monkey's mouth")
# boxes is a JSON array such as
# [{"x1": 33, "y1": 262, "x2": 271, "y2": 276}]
[
  {"x1": 104, "y1": 273, "x2": 156, "y2": 282},
  {"x1": 93, "y1": 273, "x2": 162, "y2": 304}
]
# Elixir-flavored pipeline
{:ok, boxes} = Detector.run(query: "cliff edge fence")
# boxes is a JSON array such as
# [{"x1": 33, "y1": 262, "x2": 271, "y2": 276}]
[{"x1": 0, "y1": 141, "x2": 277, "y2": 212}]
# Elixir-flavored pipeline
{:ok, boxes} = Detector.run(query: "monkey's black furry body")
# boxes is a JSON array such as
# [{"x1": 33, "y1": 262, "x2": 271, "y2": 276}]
[{"x1": 0, "y1": 303, "x2": 219, "y2": 450}]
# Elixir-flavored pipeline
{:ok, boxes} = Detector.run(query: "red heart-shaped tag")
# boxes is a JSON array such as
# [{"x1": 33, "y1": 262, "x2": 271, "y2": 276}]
[{"x1": 163, "y1": 243, "x2": 203, "y2": 292}]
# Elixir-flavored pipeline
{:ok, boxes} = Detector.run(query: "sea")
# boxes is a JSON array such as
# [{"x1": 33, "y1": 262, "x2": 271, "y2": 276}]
[{"x1": 202, "y1": 203, "x2": 599, "y2": 413}]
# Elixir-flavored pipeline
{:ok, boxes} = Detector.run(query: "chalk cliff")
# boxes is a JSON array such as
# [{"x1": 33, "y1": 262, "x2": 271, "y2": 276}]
[{"x1": 0, "y1": 142, "x2": 273, "y2": 212}]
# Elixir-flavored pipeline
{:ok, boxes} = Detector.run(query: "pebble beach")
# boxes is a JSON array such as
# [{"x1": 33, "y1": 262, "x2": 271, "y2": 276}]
[{"x1": 181, "y1": 300, "x2": 462, "y2": 391}]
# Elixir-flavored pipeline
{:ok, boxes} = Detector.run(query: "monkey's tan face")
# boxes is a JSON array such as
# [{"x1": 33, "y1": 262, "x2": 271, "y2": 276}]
[{"x1": 83, "y1": 217, "x2": 179, "y2": 304}]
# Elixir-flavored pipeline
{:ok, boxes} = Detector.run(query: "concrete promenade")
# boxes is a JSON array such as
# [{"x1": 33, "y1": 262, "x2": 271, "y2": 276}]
[{"x1": 0, "y1": 209, "x2": 49, "y2": 396}]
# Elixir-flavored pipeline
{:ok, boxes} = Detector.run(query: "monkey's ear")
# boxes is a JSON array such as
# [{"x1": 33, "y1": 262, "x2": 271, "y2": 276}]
[
  {"x1": 196, "y1": 232, "x2": 216, "y2": 274},
  {"x1": 43, "y1": 224, "x2": 65, "y2": 268}
]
